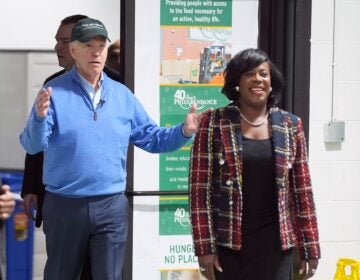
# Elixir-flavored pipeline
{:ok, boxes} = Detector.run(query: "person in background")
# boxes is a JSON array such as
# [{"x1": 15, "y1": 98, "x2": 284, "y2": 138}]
[
  {"x1": 106, "y1": 39, "x2": 120, "y2": 74},
  {"x1": 189, "y1": 48, "x2": 320, "y2": 280},
  {"x1": 20, "y1": 17, "x2": 202, "y2": 280},
  {"x1": 0, "y1": 181, "x2": 16, "y2": 280}
]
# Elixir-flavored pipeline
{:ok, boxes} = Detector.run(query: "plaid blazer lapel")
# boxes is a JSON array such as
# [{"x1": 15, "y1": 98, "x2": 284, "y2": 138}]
[
  {"x1": 269, "y1": 108, "x2": 291, "y2": 190},
  {"x1": 219, "y1": 105, "x2": 242, "y2": 179}
]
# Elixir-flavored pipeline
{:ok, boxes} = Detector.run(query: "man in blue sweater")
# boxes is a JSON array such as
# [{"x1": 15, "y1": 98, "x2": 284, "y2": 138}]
[{"x1": 20, "y1": 18, "x2": 200, "y2": 280}]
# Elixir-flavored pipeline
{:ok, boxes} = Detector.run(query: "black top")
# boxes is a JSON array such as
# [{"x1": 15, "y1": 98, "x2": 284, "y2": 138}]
[
  {"x1": 214, "y1": 136, "x2": 293, "y2": 279},
  {"x1": 241, "y1": 136, "x2": 278, "y2": 233}
]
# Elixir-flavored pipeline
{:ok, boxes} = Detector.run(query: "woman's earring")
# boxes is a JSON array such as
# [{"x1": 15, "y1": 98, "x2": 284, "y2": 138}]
[
  {"x1": 269, "y1": 87, "x2": 273, "y2": 92},
  {"x1": 235, "y1": 86, "x2": 239, "y2": 92}
]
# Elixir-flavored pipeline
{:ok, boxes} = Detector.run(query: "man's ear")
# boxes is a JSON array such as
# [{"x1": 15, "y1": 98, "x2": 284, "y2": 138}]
[{"x1": 69, "y1": 43, "x2": 77, "y2": 60}]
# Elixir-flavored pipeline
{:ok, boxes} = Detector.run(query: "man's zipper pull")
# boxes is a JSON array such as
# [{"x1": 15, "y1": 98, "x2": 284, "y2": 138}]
[{"x1": 93, "y1": 111, "x2": 97, "y2": 121}]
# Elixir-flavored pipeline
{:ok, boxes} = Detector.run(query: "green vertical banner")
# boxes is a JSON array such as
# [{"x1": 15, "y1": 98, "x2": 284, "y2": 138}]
[
  {"x1": 129, "y1": 0, "x2": 259, "y2": 277},
  {"x1": 158, "y1": 1, "x2": 232, "y2": 275}
]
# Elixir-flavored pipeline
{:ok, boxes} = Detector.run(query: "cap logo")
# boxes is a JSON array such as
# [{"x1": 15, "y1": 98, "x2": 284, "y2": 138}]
[{"x1": 81, "y1": 23, "x2": 105, "y2": 30}]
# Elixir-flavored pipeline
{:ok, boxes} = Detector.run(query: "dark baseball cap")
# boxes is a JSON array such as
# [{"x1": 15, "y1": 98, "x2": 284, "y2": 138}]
[{"x1": 71, "y1": 18, "x2": 111, "y2": 43}]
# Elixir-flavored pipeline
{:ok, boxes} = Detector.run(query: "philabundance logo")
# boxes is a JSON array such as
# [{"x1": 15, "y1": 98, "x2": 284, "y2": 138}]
[
  {"x1": 160, "y1": 85, "x2": 229, "y2": 115},
  {"x1": 174, "y1": 89, "x2": 217, "y2": 110},
  {"x1": 174, "y1": 207, "x2": 190, "y2": 227},
  {"x1": 160, "y1": 198, "x2": 191, "y2": 235}
]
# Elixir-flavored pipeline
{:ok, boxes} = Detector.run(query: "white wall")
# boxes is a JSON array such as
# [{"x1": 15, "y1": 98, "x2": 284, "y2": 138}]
[
  {"x1": 0, "y1": 53, "x2": 61, "y2": 170},
  {"x1": 0, "y1": 0, "x2": 120, "y2": 49},
  {"x1": 310, "y1": 0, "x2": 360, "y2": 278}
]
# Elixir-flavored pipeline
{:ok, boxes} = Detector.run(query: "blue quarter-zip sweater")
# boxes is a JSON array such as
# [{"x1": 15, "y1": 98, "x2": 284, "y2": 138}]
[{"x1": 20, "y1": 68, "x2": 190, "y2": 197}]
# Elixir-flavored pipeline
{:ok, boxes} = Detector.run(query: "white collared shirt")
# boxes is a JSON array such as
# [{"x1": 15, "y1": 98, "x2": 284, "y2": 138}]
[{"x1": 78, "y1": 72, "x2": 104, "y2": 108}]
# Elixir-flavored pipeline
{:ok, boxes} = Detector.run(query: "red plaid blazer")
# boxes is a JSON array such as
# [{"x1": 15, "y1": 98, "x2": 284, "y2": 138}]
[{"x1": 189, "y1": 105, "x2": 321, "y2": 260}]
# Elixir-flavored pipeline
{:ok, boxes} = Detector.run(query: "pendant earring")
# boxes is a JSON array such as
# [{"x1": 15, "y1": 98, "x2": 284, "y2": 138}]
[
  {"x1": 269, "y1": 87, "x2": 273, "y2": 92},
  {"x1": 235, "y1": 86, "x2": 239, "y2": 92}
]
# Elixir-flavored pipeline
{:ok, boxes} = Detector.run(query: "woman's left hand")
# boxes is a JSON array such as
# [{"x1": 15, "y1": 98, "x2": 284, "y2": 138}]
[{"x1": 299, "y1": 259, "x2": 319, "y2": 279}]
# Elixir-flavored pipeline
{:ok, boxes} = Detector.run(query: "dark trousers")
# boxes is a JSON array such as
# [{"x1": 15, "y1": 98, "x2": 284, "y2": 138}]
[{"x1": 42, "y1": 192, "x2": 128, "y2": 280}]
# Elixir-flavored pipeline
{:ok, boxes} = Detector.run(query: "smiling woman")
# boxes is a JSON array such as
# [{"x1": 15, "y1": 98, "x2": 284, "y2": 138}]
[{"x1": 189, "y1": 48, "x2": 321, "y2": 280}]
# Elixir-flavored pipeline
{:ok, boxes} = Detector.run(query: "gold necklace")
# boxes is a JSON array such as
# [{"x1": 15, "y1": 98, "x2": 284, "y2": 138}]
[{"x1": 240, "y1": 112, "x2": 269, "y2": 127}]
